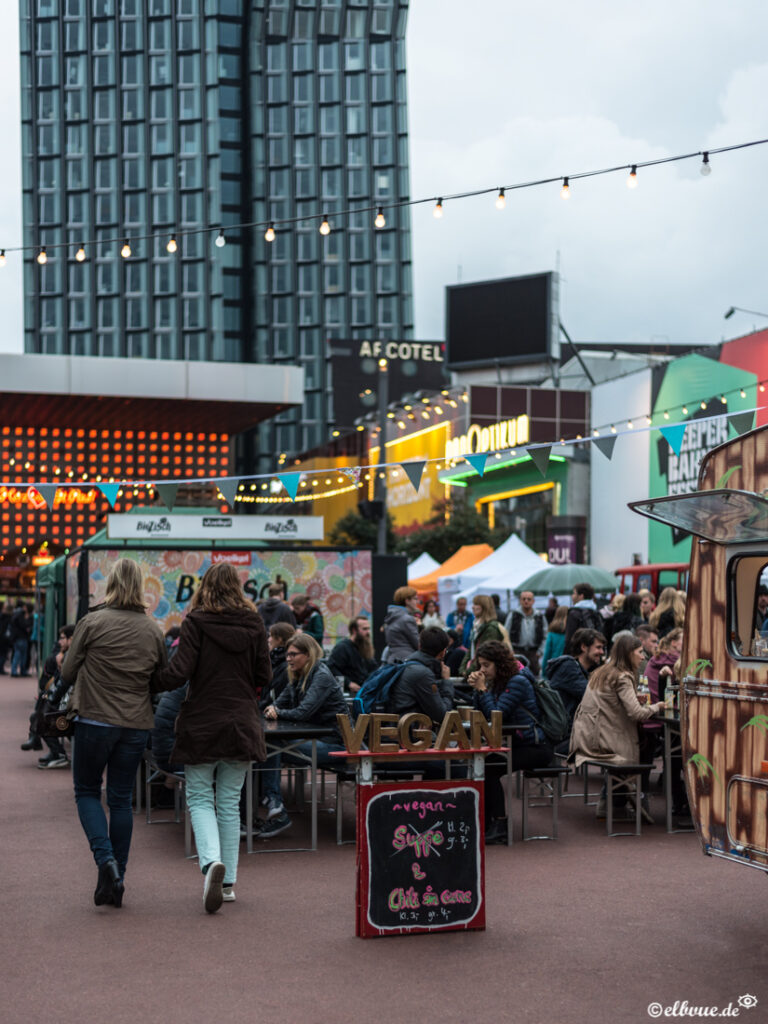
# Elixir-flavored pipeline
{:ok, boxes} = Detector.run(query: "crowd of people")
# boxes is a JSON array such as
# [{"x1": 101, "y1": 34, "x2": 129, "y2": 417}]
[{"x1": 14, "y1": 562, "x2": 691, "y2": 912}]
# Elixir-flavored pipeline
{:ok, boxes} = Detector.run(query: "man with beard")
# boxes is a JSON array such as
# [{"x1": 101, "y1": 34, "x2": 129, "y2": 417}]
[
  {"x1": 547, "y1": 627, "x2": 606, "y2": 752},
  {"x1": 326, "y1": 616, "x2": 377, "y2": 694}
]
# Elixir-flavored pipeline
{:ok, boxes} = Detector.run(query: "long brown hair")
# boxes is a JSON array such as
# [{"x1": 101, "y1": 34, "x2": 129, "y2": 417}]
[
  {"x1": 472, "y1": 594, "x2": 497, "y2": 623},
  {"x1": 588, "y1": 633, "x2": 641, "y2": 693},
  {"x1": 549, "y1": 605, "x2": 568, "y2": 634},
  {"x1": 189, "y1": 563, "x2": 257, "y2": 615},
  {"x1": 476, "y1": 640, "x2": 521, "y2": 696}
]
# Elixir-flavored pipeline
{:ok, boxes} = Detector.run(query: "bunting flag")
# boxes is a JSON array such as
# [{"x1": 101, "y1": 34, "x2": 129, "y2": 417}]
[
  {"x1": 216, "y1": 478, "x2": 240, "y2": 510},
  {"x1": 727, "y1": 411, "x2": 755, "y2": 437},
  {"x1": 155, "y1": 483, "x2": 179, "y2": 511},
  {"x1": 402, "y1": 460, "x2": 426, "y2": 493},
  {"x1": 464, "y1": 453, "x2": 488, "y2": 477},
  {"x1": 659, "y1": 423, "x2": 688, "y2": 456},
  {"x1": 526, "y1": 446, "x2": 552, "y2": 478},
  {"x1": 592, "y1": 436, "x2": 617, "y2": 460},
  {"x1": 35, "y1": 484, "x2": 60, "y2": 509},
  {"x1": 278, "y1": 472, "x2": 302, "y2": 501},
  {"x1": 98, "y1": 483, "x2": 121, "y2": 508},
  {"x1": 341, "y1": 466, "x2": 362, "y2": 484}
]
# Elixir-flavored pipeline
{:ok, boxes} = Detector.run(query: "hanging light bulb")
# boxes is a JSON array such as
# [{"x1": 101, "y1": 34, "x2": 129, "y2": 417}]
[
  {"x1": 374, "y1": 207, "x2": 386, "y2": 228},
  {"x1": 720, "y1": 394, "x2": 727, "y2": 404},
  {"x1": 75, "y1": 244, "x2": 86, "y2": 262},
  {"x1": 264, "y1": 222, "x2": 275, "y2": 242},
  {"x1": 120, "y1": 239, "x2": 131, "y2": 258},
  {"x1": 627, "y1": 165, "x2": 638, "y2": 188},
  {"x1": 37, "y1": 247, "x2": 48, "y2": 265},
  {"x1": 319, "y1": 214, "x2": 331, "y2": 236},
  {"x1": 0, "y1": 250, "x2": 6, "y2": 267},
  {"x1": 645, "y1": 415, "x2": 652, "y2": 425},
  {"x1": 627, "y1": 420, "x2": 634, "y2": 429},
  {"x1": 700, "y1": 400, "x2": 707, "y2": 409},
  {"x1": 700, "y1": 151, "x2": 711, "y2": 176},
  {"x1": 166, "y1": 235, "x2": 178, "y2": 253},
  {"x1": 433, "y1": 198, "x2": 443, "y2": 219},
  {"x1": 495, "y1": 188, "x2": 506, "y2": 210},
  {"x1": 760, "y1": 383, "x2": 766, "y2": 393},
  {"x1": 740, "y1": 388, "x2": 746, "y2": 398},
  {"x1": 610, "y1": 425, "x2": 617, "y2": 434},
  {"x1": 215, "y1": 229, "x2": 226, "y2": 248},
  {"x1": 560, "y1": 177, "x2": 570, "y2": 199},
  {"x1": 663, "y1": 410, "x2": 670, "y2": 419},
  {"x1": 682, "y1": 405, "x2": 689, "y2": 415},
  {"x1": 593, "y1": 429, "x2": 600, "y2": 437}
]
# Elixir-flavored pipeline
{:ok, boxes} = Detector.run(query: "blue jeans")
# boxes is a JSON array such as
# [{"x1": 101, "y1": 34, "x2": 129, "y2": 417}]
[
  {"x1": 72, "y1": 722, "x2": 149, "y2": 876},
  {"x1": 258, "y1": 739, "x2": 344, "y2": 803},
  {"x1": 11, "y1": 638, "x2": 28, "y2": 676},
  {"x1": 185, "y1": 761, "x2": 248, "y2": 886}
]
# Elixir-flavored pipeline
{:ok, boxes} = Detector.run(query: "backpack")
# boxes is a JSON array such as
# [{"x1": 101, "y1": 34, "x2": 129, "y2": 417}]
[
  {"x1": 351, "y1": 659, "x2": 417, "y2": 718},
  {"x1": 521, "y1": 670, "x2": 570, "y2": 745},
  {"x1": 571, "y1": 606, "x2": 604, "y2": 634}
]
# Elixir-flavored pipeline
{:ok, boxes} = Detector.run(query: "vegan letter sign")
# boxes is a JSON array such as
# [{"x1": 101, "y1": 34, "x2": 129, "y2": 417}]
[{"x1": 356, "y1": 780, "x2": 485, "y2": 937}]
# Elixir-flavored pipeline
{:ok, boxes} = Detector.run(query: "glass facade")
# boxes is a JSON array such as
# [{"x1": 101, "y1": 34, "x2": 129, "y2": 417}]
[{"x1": 20, "y1": 0, "x2": 414, "y2": 469}]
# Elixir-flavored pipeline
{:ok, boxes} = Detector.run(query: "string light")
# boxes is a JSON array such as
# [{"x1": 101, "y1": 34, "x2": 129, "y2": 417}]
[
  {"x1": 433, "y1": 198, "x2": 443, "y2": 219},
  {"x1": 700, "y1": 152, "x2": 712, "y2": 176},
  {"x1": 374, "y1": 207, "x2": 386, "y2": 228},
  {"x1": 720, "y1": 394, "x2": 727, "y2": 404},
  {"x1": 627, "y1": 165, "x2": 638, "y2": 188},
  {"x1": 560, "y1": 177, "x2": 570, "y2": 199},
  {"x1": 664, "y1": 410, "x2": 670, "y2": 419},
  {"x1": 682, "y1": 405, "x2": 689, "y2": 415},
  {"x1": 495, "y1": 188, "x2": 506, "y2": 210},
  {"x1": 215, "y1": 229, "x2": 226, "y2": 248},
  {"x1": 740, "y1": 389, "x2": 747, "y2": 398},
  {"x1": 627, "y1": 420, "x2": 634, "y2": 429},
  {"x1": 610, "y1": 425, "x2": 617, "y2": 433},
  {"x1": 120, "y1": 240, "x2": 131, "y2": 259},
  {"x1": 37, "y1": 248, "x2": 47, "y2": 265},
  {"x1": 0, "y1": 250, "x2": 6, "y2": 267},
  {"x1": 264, "y1": 223, "x2": 275, "y2": 242},
  {"x1": 166, "y1": 236, "x2": 178, "y2": 254},
  {"x1": 319, "y1": 214, "x2": 331, "y2": 236},
  {"x1": 75, "y1": 244, "x2": 86, "y2": 262},
  {"x1": 700, "y1": 401, "x2": 707, "y2": 409}
]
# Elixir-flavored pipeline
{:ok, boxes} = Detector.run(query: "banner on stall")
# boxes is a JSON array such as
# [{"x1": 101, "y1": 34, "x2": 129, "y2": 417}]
[{"x1": 107, "y1": 514, "x2": 324, "y2": 542}]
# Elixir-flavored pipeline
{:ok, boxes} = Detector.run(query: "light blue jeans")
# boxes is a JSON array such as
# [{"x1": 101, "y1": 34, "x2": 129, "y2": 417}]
[{"x1": 185, "y1": 761, "x2": 248, "y2": 886}]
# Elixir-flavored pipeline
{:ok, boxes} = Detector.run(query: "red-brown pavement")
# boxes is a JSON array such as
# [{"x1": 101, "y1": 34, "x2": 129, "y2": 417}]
[{"x1": 1, "y1": 674, "x2": 764, "y2": 1024}]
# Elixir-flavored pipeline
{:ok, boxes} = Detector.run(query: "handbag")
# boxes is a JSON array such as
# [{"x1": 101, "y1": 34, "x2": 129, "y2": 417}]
[{"x1": 39, "y1": 705, "x2": 75, "y2": 739}]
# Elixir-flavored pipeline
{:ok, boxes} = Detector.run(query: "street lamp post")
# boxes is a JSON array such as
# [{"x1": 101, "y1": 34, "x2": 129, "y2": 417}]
[
  {"x1": 724, "y1": 306, "x2": 768, "y2": 320},
  {"x1": 376, "y1": 358, "x2": 388, "y2": 555}
]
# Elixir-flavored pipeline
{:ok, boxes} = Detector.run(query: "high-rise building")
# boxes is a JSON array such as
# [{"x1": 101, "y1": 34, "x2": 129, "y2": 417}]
[{"x1": 20, "y1": 0, "x2": 414, "y2": 471}]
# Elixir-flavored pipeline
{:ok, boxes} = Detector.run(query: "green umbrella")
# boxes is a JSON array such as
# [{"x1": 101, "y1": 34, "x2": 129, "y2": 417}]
[{"x1": 515, "y1": 563, "x2": 619, "y2": 596}]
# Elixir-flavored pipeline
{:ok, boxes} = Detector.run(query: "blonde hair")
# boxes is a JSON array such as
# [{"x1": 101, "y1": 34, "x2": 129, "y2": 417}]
[
  {"x1": 393, "y1": 586, "x2": 417, "y2": 606},
  {"x1": 286, "y1": 633, "x2": 324, "y2": 692},
  {"x1": 658, "y1": 626, "x2": 683, "y2": 653},
  {"x1": 472, "y1": 594, "x2": 497, "y2": 622},
  {"x1": 104, "y1": 558, "x2": 147, "y2": 612},
  {"x1": 189, "y1": 562, "x2": 257, "y2": 615},
  {"x1": 649, "y1": 587, "x2": 686, "y2": 631}
]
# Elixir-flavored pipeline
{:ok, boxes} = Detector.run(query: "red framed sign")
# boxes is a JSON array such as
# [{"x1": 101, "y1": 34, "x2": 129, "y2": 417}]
[{"x1": 355, "y1": 780, "x2": 485, "y2": 938}]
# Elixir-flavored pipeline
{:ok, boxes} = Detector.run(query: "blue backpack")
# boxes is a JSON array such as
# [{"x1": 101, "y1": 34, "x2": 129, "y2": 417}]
[{"x1": 352, "y1": 660, "x2": 418, "y2": 718}]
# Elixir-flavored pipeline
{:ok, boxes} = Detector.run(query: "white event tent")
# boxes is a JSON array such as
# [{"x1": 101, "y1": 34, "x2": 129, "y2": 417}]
[
  {"x1": 407, "y1": 551, "x2": 440, "y2": 580},
  {"x1": 437, "y1": 534, "x2": 547, "y2": 614}
]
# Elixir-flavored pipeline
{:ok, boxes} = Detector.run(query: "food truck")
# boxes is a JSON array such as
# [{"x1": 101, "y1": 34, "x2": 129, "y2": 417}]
[{"x1": 631, "y1": 425, "x2": 768, "y2": 874}]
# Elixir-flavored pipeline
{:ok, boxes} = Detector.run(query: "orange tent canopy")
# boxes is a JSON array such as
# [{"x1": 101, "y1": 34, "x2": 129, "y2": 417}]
[{"x1": 409, "y1": 543, "x2": 494, "y2": 597}]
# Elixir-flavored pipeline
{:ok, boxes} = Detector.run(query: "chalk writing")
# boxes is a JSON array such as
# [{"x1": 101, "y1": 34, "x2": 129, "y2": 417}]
[
  {"x1": 392, "y1": 825, "x2": 444, "y2": 858},
  {"x1": 391, "y1": 800, "x2": 455, "y2": 819}
]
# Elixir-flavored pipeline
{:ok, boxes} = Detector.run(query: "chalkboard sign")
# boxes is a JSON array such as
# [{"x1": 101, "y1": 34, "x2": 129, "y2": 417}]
[{"x1": 356, "y1": 780, "x2": 485, "y2": 937}]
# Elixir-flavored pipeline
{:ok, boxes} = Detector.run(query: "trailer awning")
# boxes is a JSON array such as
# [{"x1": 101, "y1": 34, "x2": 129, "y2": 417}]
[{"x1": 629, "y1": 489, "x2": 768, "y2": 544}]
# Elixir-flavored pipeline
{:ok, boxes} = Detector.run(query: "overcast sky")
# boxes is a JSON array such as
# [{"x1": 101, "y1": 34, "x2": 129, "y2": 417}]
[{"x1": 1, "y1": 1, "x2": 767, "y2": 353}]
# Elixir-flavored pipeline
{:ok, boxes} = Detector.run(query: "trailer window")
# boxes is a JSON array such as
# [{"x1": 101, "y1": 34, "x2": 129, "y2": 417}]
[{"x1": 728, "y1": 555, "x2": 768, "y2": 659}]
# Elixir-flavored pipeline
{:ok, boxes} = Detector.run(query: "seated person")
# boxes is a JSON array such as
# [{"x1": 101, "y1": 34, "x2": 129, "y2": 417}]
[
  {"x1": 326, "y1": 616, "x2": 377, "y2": 694},
  {"x1": 547, "y1": 628, "x2": 606, "y2": 751},
  {"x1": 290, "y1": 593, "x2": 324, "y2": 645},
  {"x1": 444, "y1": 628, "x2": 468, "y2": 677},
  {"x1": 644, "y1": 628, "x2": 690, "y2": 826},
  {"x1": 385, "y1": 625, "x2": 454, "y2": 724},
  {"x1": 258, "y1": 634, "x2": 349, "y2": 838},
  {"x1": 468, "y1": 641, "x2": 554, "y2": 845},
  {"x1": 260, "y1": 622, "x2": 295, "y2": 711}
]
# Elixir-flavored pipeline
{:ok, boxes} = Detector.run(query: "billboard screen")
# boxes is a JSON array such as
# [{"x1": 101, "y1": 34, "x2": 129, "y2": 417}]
[{"x1": 446, "y1": 272, "x2": 559, "y2": 369}]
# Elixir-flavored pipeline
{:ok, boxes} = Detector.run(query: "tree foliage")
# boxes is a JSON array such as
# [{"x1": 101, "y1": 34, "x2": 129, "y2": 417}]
[
  {"x1": 394, "y1": 499, "x2": 510, "y2": 564},
  {"x1": 329, "y1": 509, "x2": 397, "y2": 549}
]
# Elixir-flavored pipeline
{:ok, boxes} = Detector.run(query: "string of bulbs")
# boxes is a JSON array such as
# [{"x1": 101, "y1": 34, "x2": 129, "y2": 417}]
[{"x1": 0, "y1": 135, "x2": 764, "y2": 267}]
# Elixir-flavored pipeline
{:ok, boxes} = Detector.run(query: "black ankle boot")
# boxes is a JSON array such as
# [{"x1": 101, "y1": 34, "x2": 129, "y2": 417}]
[
  {"x1": 94, "y1": 858, "x2": 124, "y2": 908},
  {"x1": 21, "y1": 736, "x2": 43, "y2": 751}
]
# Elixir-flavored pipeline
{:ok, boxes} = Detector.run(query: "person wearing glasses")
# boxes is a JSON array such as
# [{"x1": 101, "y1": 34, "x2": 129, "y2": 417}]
[{"x1": 258, "y1": 634, "x2": 349, "y2": 838}]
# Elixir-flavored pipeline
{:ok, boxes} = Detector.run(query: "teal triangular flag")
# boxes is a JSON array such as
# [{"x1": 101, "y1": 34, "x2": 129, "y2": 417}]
[
  {"x1": 659, "y1": 423, "x2": 687, "y2": 456},
  {"x1": 728, "y1": 411, "x2": 755, "y2": 437},
  {"x1": 402, "y1": 460, "x2": 426, "y2": 493},
  {"x1": 36, "y1": 484, "x2": 59, "y2": 508},
  {"x1": 593, "y1": 436, "x2": 617, "y2": 460},
  {"x1": 465, "y1": 453, "x2": 488, "y2": 477},
  {"x1": 155, "y1": 483, "x2": 179, "y2": 511},
  {"x1": 98, "y1": 483, "x2": 121, "y2": 508},
  {"x1": 217, "y1": 478, "x2": 240, "y2": 510},
  {"x1": 278, "y1": 472, "x2": 302, "y2": 501},
  {"x1": 526, "y1": 446, "x2": 552, "y2": 478}
]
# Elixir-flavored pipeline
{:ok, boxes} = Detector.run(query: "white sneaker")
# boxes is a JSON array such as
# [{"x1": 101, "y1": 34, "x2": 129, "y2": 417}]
[
  {"x1": 203, "y1": 861, "x2": 225, "y2": 914},
  {"x1": 222, "y1": 887, "x2": 236, "y2": 903},
  {"x1": 266, "y1": 796, "x2": 284, "y2": 819}
]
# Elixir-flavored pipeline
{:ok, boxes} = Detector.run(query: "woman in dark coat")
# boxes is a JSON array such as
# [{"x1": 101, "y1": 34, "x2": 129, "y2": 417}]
[
  {"x1": 157, "y1": 562, "x2": 271, "y2": 913},
  {"x1": 259, "y1": 621, "x2": 295, "y2": 712}
]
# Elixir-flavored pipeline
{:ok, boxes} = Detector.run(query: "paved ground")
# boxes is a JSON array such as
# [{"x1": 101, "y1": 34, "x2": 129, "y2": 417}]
[{"x1": 1, "y1": 675, "x2": 764, "y2": 1024}]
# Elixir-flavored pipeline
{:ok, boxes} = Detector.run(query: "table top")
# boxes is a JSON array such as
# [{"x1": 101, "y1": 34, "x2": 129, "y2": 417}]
[{"x1": 261, "y1": 718, "x2": 335, "y2": 740}]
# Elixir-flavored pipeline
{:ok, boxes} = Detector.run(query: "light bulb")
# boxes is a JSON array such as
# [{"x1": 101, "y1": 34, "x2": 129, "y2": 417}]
[
  {"x1": 645, "y1": 415, "x2": 652, "y2": 425},
  {"x1": 560, "y1": 177, "x2": 570, "y2": 199},
  {"x1": 610, "y1": 425, "x2": 616, "y2": 434},
  {"x1": 700, "y1": 152, "x2": 711, "y2": 176},
  {"x1": 495, "y1": 188, "x2": 506, "y2": 210},
  {"x1": 166, "y1": 236, "x2": 178, "y2": 253},
  {"x1": 593, "y1": 429, "x2": 600, "y2": 437},
  {"x1": 682, "y1": 405, "x2": 689, "y2": 415},
  {"x1": 75, "y1": 244, "x2": 86, "y2": 262},
  {"x1": 215, "y1": 229, "x2": 226, "y2": 248},
  {"x1": 0, "y1": 249, "x2": 5, "y2": 267},
  {"x1": 433, "y1": 198, "x2": 443, "y2": 219},
  {"x1": 664, "y1": 410, "x2": 670, "y2": 419},
  {"x1": 37, "y1": 247, "x2": 48, "y2": 265},
  {"x1": 740, "y1": 388, "x2": 746, "y2": 398},
  {"x1": 700, "y1": 401, "x2": 707, "y2": 409},
  {"x1": 121, "y1": 240, "x2": 131, "y2": 258},
  {"x1": 374, "y1": 207, "x2": 386, "y2": 228},
  {"x1": 760, "y1": 384, "x2": 766, "y2": 393},
  {"x1": 627, "y1": 165, "x2": 638, "y2": 188},
  {"x1": 720, "y1": 394, "x2": 727, "y2": 404},
  {"x1": 264, "y1": 223, "x2": 275, "y2": 242},
  {"x1": 319, "y1": 214, "x2": 331, "y2": 236}
]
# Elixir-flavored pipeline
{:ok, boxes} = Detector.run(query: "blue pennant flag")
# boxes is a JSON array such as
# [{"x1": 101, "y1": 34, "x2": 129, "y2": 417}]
[
  {"x1": 278, "y1": 472, "x2": 302, "y2": 501},
  {"x1": 464, "y1": 453, "x2": 488, "y2": 477},
  {"x1": 659, "y1": 423, "x2": 687, "y2": 456},
  {"x1": 98, "y1": 483, "x2": 121, "y2": 508}
]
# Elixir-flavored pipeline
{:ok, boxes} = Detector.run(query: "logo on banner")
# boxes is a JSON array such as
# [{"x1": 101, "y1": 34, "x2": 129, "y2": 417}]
[
  {"x1": 264, "y1": 519, "x2": 299, "y2": 536},
  {"x1": 211, "y1": 552, "x2": 252, "y2": 566},
  {"x1": 202, "y1": 517, "x2": 232, "y2": 528},
  {"x1": 136, "y1": 517, "x2": 171, "y2": 535}
]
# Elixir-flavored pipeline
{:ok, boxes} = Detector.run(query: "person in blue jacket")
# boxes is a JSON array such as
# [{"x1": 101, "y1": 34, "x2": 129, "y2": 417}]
[
  {"x1": 468, "y1": 640, "x2": 553, "y2": 845},
  {"x1": 446, "y1": 596, "x2": 474, "y2": 647}
]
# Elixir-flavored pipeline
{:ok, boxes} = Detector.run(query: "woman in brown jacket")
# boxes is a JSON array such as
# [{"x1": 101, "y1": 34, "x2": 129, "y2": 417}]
[{"x1": 157, "y1": 562, "x2": 271, "y2": 913}]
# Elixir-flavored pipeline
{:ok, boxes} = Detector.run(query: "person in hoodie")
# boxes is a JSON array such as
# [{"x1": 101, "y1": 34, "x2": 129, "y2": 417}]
[
  {"x1": 290, "y1": 593, "x2": 324, "y2": 645},
  {"x1": 547, "y1": 627, "x2": 606, "y2": 751},
  {"x1": 564, "y1": 582, "x2": 604, "y2": 648},
  {"x1": 257, "y1": 582, "x2": 297, "y2": 631},
  {"x1": 382, "y1": 586, "x2": 420, "y2": 663},
  {"x1": 157, "y1": 562, "x2": 271, "y2": 914}
]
